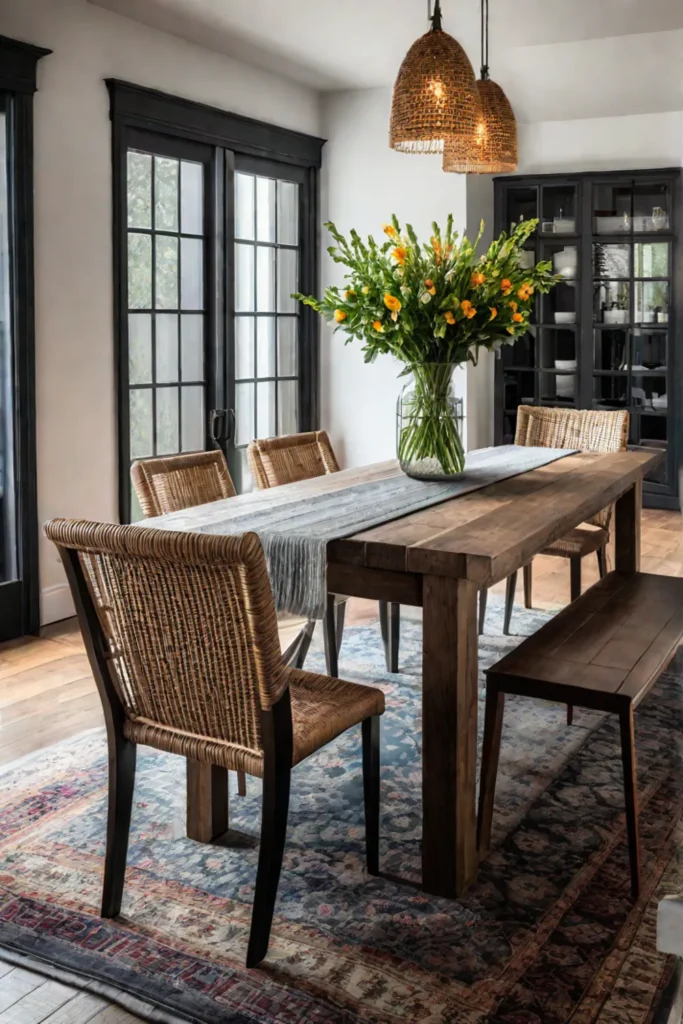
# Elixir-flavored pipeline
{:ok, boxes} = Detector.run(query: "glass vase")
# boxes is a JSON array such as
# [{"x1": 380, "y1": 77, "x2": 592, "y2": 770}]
[{"x1": 396, "y1": 363, "x2": 465, "y2": 481}]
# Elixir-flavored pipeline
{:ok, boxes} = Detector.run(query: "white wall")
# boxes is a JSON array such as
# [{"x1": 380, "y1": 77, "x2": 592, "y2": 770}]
[
  {"x1": 320, "y1": 88, "x2": 468, "y2": 468},
  {"x1": 0, "y1": 0, "x2": 320, "y2": 624}
]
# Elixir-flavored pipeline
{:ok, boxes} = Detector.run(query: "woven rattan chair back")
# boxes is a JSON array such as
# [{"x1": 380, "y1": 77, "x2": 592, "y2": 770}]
[
  {"x1": 44, "y1": 520, "x2": 287, "y2": 773},
  {"x1": 131, "y1": 451, "x2": 236, "y2": 518},
  {"x1": 247, "y1": 431, "x2": 340, "y2": 490},
  {"x1": 514, "y1": 406, "x2": 629, "y2": 528}
]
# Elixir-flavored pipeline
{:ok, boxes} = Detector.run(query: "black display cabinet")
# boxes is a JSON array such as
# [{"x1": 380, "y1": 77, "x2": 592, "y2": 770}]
[{"x1": 494, "y1": 169, "x2": 683, "y2": 509}]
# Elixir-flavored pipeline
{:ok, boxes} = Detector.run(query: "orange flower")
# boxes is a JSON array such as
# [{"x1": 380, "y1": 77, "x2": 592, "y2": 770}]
[
  {"x1": 383, "y1": 223, "x2": 398, "y2": 238},
  {"x1": 509, "y1": 300, "x2": 518, "y2": 312},
  {"x1": 392, "y1": 246, "x2": 407, "y2": 265},
  {"x1": 465, "y1": 307, "x2": 477, "y2": 319},
  {"x1": 372, "y1": 320, "x2": 384, "y2": 332},
  {"x1": 501, "y1": 277, "x2": 513, "y2": 296},
  {"x1": 424, "y1": 278, "x2": 436, "y2": 295},
  {"x1": 334, "y1": 309, "x2": 347, "y2": 323},
  {"x1": 444, "y1": 310, "x2": 456, "y2": 324},
  {"x1": 384, "y1": 293, "x2": 401, "y2": 312},
  {"x1": 489, "y1": 307, "x2": 497, "y2": 320},
  {"x1": 461, "y1": 300, "x2": 473, "y2": 313},
  {"x1": 512, "y1": 312, "x2": 523, "y2": 323},
  {"x1": 507, "y1": 326, "x2": 516, "y2": 334},
  {"x1": 471, "y1": 271, "x2": 486, "y2": 287},
  {"x1": 345, "y1": 288, "x2": 356, "y2": 299},
  {"x1": 431, "y1": 236, "x2": 442, "y2": 252}
]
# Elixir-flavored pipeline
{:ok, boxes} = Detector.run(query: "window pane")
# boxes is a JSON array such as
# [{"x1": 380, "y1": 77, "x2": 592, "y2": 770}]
[
  {"x1": 156, "y1": 387, "x2": 179, "y2": 454},
  {"x1": 181, "y1": 314, "x2": 203, "y2": 381},
  {"x1": 181, "y1": 237, "x2": 203, "y2": 310},
  {"x1": 130, "y1": 484, "x2": 144, "y2": 524},
  {"x1": 128, "y1": 313, "x2": 152, "y2": 384},
  {"x1": 235, "y1": 382, "x2": 254, "y2": 445},
  {"x1": 257, "y1": 380, "x2": 276, "y2": 438},
  {"x1": 235, "y1": 243, "x2": 255, "y2": 312},
  {"x1": 634, "y1": 242, "x2": 669, "y2": 278},
  {"x1": 278, "y1": 379, "x2": 298, "y2": 436},
  {"x1": 128, "y1": 233, "x2": 152, "y2": 309},
  {"x1": 256, "y1": 246, "x2": 275, "y2": 312},
  {"x1": 235, "y1": 317, "x2": 254, "y2": 380},
  {"x1": 256, "y1": 176, "x2": 276, "y2": 242},
  {"x1": 257, "y1": 317, "x2": 275, "y2": 377},
  {"x1": 277, "y1": 180, "x2": 298, "y2": 245},
  {"x1": 277, "y1": 248, "x2": 297, "y2": 313},
  {"x1": 181, "y1": 386, "x2": 204, "y2": 452},
  {"x1": 154, "y1": 156, "x2": 178, "y2": 231},
  {"x1": 127, "y1": 151, "x2": 152, "y2": 229},
  {"x1": 235, "y1": 173, "x2": 255, "y2": 241},
  {"x1": 155, "y1": 236, "x2": 178, "y2": 309},
  {"x1": 635, "y1": 281, "x2": 669, "y2": 324},
  {"x1": 180, "y1": 161, "x2": 203, "y2": 235},
  {"x1": 156, "y1": 313, "x2": 178, "y2": 383},
  {"x1": 130, "y1": 388, "x2": 153, "y2": 458},
  {"x1": 277, "y1": 317, "x2": 298, "y2": 376}
]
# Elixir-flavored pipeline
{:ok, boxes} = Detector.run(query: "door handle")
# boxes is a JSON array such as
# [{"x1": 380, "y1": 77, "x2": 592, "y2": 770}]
[
  {"x1": 224, "y1": 408, "x2": 236, "y2": 444},
  {"x1": 209, "y1": 409, "x2": 226, "y2": 444}
]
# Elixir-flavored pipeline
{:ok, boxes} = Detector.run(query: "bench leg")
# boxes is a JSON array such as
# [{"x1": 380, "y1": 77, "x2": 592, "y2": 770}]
[
  {"x1": 523, "y1": 562, "x2": 533, "y2": 609},
  {"x1": 597, "y1": 545, "x2": 608, "y2": 579},
  {"x1": 566, "y1": 705, "x2": 574, "y2": 726},
  {"x1": 503, "y1": 572, "x2": 517, "y2": 636},
  {"x1": 478, "y1": 588, "x2": 488, "y2": 636},
  {"x1": 477, "y1": 686, "x2": 505, "y2": 859},
  {"x1": 619, "y1": 704, "x2": 641, "y2": 899}
]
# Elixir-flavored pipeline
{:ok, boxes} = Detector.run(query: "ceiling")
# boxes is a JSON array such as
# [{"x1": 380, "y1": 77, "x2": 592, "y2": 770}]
[{"x1": 91, "y1": 0, "x2": 683, "y2": 121}]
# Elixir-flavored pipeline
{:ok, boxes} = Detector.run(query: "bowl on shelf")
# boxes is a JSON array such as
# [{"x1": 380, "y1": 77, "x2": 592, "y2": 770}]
[
  {"x1": 553, "y1": 218, "x2": 576, "y2": 233},
  {"x1": 554, "y1": 311, "x2": 576, "y2": 325},
  {"x1": 596, "y1": 215, "x2": 630, "y2": 233},
  {"x1": 652, "y1": 395, "x2": 668, "y2": 410},
  {"x1": 554, "y1": 360, "x2": 576, "y2": 399},
  {"x1": 553, "y1": 247, "x2": 577, "y2": 279}
]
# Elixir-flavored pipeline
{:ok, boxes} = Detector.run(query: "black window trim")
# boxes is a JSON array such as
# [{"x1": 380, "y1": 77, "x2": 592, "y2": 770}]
[{"x1": 107, "y1": 79, "x2": 325, "y2": 523}]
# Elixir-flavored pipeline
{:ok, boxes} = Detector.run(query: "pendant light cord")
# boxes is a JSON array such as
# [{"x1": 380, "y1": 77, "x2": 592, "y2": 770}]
[
  {"x1": 480, "y1": 0, "x2": 490, "y2": 79},
  {"x1": 427, "y1": 0, "x2": 443, "y2": 31}
]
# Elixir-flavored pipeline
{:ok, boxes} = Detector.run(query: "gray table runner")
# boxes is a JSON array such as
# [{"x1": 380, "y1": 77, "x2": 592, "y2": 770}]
[{"x1": 141, "y1": 445, "x2": 576, "y2": 618}]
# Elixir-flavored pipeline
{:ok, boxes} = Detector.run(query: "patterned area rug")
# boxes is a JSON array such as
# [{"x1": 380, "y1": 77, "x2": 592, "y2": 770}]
[{"x1": 1, "y1": 603, "x2": 682, "y2": 1023}]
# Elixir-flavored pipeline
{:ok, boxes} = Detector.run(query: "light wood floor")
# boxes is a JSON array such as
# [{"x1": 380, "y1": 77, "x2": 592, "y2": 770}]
[{"x1": 0, "y1": 507, "x2": 680, "y2": 1021}]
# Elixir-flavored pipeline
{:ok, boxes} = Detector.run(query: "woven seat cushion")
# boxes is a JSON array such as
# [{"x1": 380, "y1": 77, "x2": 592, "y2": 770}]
[
  {"x1": 124, "y1": 669, "x2": 384, "y2": 778},
  {"x1": 542, "y1": 525, "x2": 608, "y2": 559}
]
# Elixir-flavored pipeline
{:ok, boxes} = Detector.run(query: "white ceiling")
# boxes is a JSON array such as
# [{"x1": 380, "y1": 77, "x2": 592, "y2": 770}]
[{"x1": 92, "y1": 0, "x2": 683, "y2": 121}]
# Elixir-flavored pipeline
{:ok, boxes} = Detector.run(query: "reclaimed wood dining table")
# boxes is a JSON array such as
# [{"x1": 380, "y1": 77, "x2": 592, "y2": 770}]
[{"x1": 170, "y1": 447, "x2": 661, "y2": 899}]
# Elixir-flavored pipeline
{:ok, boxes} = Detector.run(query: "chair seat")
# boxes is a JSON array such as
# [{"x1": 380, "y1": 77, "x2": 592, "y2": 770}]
[
  {"x1": 124, "y1": 669, "x2": 384, "y2": 777},
  {"x1": 542, "y1": 524, "x2": 608, "y2": 559}
]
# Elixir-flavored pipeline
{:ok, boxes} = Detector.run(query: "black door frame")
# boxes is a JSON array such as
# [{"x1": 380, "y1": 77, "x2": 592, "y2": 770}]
[
  {"x1": 108, "y1": 80, "x2": 325, "y2": 523},
  {"x1": 0, "y1": 35, "x2": 51, "y2": 640}
]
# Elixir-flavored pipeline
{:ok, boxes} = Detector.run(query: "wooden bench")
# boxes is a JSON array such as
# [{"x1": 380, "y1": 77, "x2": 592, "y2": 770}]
[{"x1": 478, "y1": 571, "x2": 683, "y2": 898}]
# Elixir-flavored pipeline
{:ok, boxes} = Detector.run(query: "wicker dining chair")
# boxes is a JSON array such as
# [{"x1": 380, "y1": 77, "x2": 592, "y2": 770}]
[
  {"x1": 44, "y1": 519, "x2": 384, "y2": 968},
  {"x1": 248, "y1": 431, "x2": 402, "y2": 675}
]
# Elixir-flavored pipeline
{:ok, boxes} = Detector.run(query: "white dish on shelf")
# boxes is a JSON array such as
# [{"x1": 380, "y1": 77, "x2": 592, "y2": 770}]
[
  {"x1": 596, "y1": 216, "x2": 630, "y2": 233},
  {"x1": 554, "y1": 311, "x2": 576, "y2": 324},
  {"x1": 604, "y1": 309, "x2": 628, "y2": 324},
  {"x1": 652, "y1": 395, "x2": 668, "y2": 409},
  {"x1": 553, "y1": 218, "x2": 575, "y2": 233}
]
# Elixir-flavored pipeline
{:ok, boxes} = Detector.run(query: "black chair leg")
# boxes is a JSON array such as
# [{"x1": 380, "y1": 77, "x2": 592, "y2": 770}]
[
  {"x1": 597, "y1": 545, "x2": 608, "y2": 579},
  {"x1": 335, "y1": 600, "x2": 346, "y2": 653},
  {"x1": 570, "y1": 555, "x2": 582, "y2": 602},
  {"x1": 292, "y1": 619, "x2": 315, "y2": 670},
  {"x1": 379, "y1": 601, "x2": 400, "y2": 673},
  {"x1": 503, "y1": 571, "x2": 518, "y2": 635},
  {"x1": 620, "y1": 704, "x2": 641, "y2": 899},
  {"x1": 323, "y1": 594, "x2": 339, "y2": 677},
  {"x1": 362, "y1": 716, "x2": 381, "y2": 876},
  {"x1": 101, "y1": 734, "x2": 137, "y2": 918},
  {"x1": 523, "y1": 562, "x2": 533, "y2": 609},
  {"x1": 478, "y1": 588, "x2": 488, "y2": 636}
]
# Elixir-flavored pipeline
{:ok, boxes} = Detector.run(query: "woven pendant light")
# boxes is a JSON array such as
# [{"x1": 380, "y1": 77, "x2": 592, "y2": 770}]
[
  {"x1": 443, "y1": 0, "x2": 517, "y2": 173},
  {"x1": 389, "y1": 0, "x2": 481, "y2": 155}
]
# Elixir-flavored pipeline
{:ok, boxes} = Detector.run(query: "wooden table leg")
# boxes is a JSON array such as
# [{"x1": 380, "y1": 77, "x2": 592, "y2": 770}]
[
  {"x1": 614, "y1": 479, "x2": 642, "y2": 574},
  {"x1": 186, "y1": 759, "x2": 228, "y2": 843},
  {"x1": 421, "y1": 575, "x2": 479, "y2": 897}
]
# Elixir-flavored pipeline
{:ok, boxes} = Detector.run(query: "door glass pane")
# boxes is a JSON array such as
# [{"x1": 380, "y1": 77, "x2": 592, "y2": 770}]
[
  {"x1": 257, "y1": 380, "x2": 276, "y2": 437},
  {"x1": 278, "y1": 380, "x2": 298, "y2": 435},
  {"x1": 235, "y1": 317, "x2": 254, "y2": 380},
  {"x1": 127, "y1": 151, "x2": 152, "y2": 229},
  {"x1": 634, "y1": 242, "x2": 669, "y2": 278},
  {"x1": 156, "y1": 387, "x2": 179, "y2": 454},
  {"x1": 128, "y1": 313, "x2": 152, "y2": 384},
  {"x1": 0, "y1": 111, "x2": 16, "y2": 582},
  {"x1": 236, "y1": 243, "x2": 255, "y2": 312},
  {"x1": 154, "y1": 157, "x2": 179, "y2": 232},
  {"x1": 256, "y1": 246, "x2": 275, "y2": 312},
  {"x1": 128, "y1": 233, "x2": 152, "y2": 309},
  {"x1": 257, "y1": 317, "x2": 275, "y2": 377},
  {"x1": 277, "y1": 318, "x2": 298, "y2": 376},
  {"x1": 634, "y1": 182, "x2": 670, "y2": 232},
  {"x1": 181, "y1": 386, "x2": 204, "y2": 452},
  {"x1": 235, "y1": 382, "x2": 254, "y2": 445},
  {"x1": 541, "y1": 185, "x2": 576, "y2": 233},
  {"x1": 256, "y1": 176, "x2": 276, "y2": 242},
  {"x1": 180, "y1": 161, "x2": 203, "y2": 235},
  {"x1": 277, "y1": 249, "x2": 297, "y2": 313},
  {"x1": 635, "y1": 281, "x2": 669, "y2": 325},
  {"x1": 235, "y1": 173, "x2": 255, "y2": 240},
  {"x1": 181, "y1": 237, "x2": 203, "y2": 310},
  {"x1": 277, "y1": 181, "x2": 298, "y2": 245},
  {"x1": 593, "y1": 242, "x2": 630, "y2": 279},
  {"x1": 181, "y1": 314, "x2": 203, "y2": 381},
  {"x1": 155, "y1": 236, "x2": 178, "y2": 309},
  {"x1": 130, "y1": 388, "x2": 153, "y2": 459},
  {"x1": 593, "y1": 183, "x2": 632, "y2": 234},
  {"x1": 156, "y1": 313, "x2": 179, "y2": 383}
]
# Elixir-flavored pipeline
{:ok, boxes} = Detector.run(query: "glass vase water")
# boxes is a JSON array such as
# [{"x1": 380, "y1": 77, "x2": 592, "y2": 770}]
[{"x1": 396, "y1": 363, "x2": 465, "y2": 481}]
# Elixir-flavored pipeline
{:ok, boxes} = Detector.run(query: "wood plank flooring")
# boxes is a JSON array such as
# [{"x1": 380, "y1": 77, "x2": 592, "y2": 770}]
[{"x1": 0, "y1": 506, "x2": 680, "y2": 1020}]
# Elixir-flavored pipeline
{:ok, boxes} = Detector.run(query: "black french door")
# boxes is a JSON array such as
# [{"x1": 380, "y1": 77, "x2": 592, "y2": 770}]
[{"x1": 116, "y1": 111, "x2": 320, "y2": 520}]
